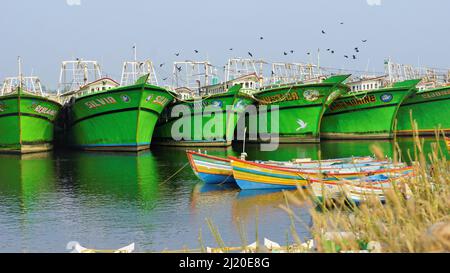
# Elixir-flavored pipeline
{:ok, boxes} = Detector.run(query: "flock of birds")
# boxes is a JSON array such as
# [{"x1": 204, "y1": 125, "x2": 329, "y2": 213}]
[{"x1": 156, "y1": 21, "x2": 369, "y2": 81}]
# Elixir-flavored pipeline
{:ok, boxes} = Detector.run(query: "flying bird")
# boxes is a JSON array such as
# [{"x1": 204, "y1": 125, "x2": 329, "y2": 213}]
[
  {"x1": 260, "y1": 36, "x2": 264, "y2": 40},
  {"x1": 194, "y1": 50, "x2": 199, "y2": 53},
  {"x1": 331, "y1": 50, "x2": 335, "y2": 54},
  {"x1": 344, "y1": 55, "x2": 349, "y2": 58},
  {"x1": 176, "y1": 66, "x2": 182, "y2": 72},
  {"x1": 340, "y1": 22, "x2": 344, "y2": 25},
  {"x1": 175, "y1": 53, "x2": 180, "y2": 56},
  {"x1": 352, "y1": 55, "x2": 357, "y2": 59},
  {"x1": 162, "y1": 77, "x2": 167, "y2": 81},
  {"x1": 290, "y1": 50, "x2": 294, "y2": 54},
  {"x1": 321, "y1": 30, "x2": 326, "y2": 34},
  {"x1": 283, "y1": 52, "x2": 288, "y2": 56},
  {"x1": 159, "y1": 63, "x2": 164, "y2": 67},
  {"x1": 307, "y1": 52, "x2": 311, "y2": 55},
  {"x1": 248, "y1": 52, "x2": 253, "y2": 57},
  {"x1": 229, "y1": 48, "x2": 233, "y2": 51},
  {"x1": 362, "y1": 40, "x2": 367, "y2": 43},
  {"x1": 326, "y1": 48, "x2": 330, "y2": 51}
]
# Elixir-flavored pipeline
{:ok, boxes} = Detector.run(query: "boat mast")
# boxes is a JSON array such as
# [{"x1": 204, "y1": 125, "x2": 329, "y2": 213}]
[
  {"x1": 172, "y1": 61, "x2": 215, "y2": 96},
  {"x1": 18, "y1": 56, "x2": 23, "y2": 90},
  {"x1": 58, "y1": 59, "x2": 102, "y2": 95}
]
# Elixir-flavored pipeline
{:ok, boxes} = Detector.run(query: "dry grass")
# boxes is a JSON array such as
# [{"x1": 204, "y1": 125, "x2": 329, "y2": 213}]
[
  {"x1": 282, "y1": 128, "x2": 449, "y2": 253},
  {"x1": 198, "y1": 127, "x2": 449, "y2": 253}
]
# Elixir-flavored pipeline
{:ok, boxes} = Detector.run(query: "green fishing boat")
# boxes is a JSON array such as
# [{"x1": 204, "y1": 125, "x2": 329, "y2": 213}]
[
  {"x1": 153, "y1": 60, "x2": 260, "y2": 146},
  {"x1": 396, "y1": 84, "x2": 450, "y2": 136},
  {"x1": 59, "y1": 59, "x2": 175, "y2": 152},
  {"x1": 0, "y1": 62, "x2": 62, "y2": 153},
  {"x1": 321, "y1": 77, "x2": 420, "y2": 139},
  {"x1": 251, "y1": 71, "x2": 350, "y2": 143}
]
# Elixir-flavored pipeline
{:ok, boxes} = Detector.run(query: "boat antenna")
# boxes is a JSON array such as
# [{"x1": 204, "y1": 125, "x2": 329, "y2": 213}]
[
  {"x1": 18, "y1": 56, "x2": 23, "y2": 89},
  {"x1": 240, "y1": 127, "x2": 248, "y2": 160},
  {"x1": 365, "y1": 59, "x2": 370, "y2": 74},
  {"x1": 317, "y1": 48, "x2": 320, "y2": 72}
]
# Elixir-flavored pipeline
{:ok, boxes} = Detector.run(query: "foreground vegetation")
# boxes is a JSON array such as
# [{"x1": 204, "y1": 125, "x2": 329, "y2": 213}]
[
  {"x1": 164, "y1": 125, "x2": 448, "y2": 253},
  {"x1": 284, "y1": 127, "x2": 449, "y2": 253}
]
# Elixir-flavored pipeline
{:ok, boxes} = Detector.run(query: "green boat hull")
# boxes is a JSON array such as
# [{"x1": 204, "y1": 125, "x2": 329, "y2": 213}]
[
  {"x1": 153, "y1": 85, "x2": 253, "y2": 147},
  {"x1": 0, "y1": 92, "x2": 61, "y2": 153},
  {"x1": 321, "y1": 79, "x2": 420, "y2": 140},
  {"x1": 396, "y1": 86, "x2": 450, "y2": 136},
  {"x1": 66, "y1": 83, "x2": 174, "y2": 152},
  {"x1": 249, "y1": 75, "x2": 350, "y2": 143}
]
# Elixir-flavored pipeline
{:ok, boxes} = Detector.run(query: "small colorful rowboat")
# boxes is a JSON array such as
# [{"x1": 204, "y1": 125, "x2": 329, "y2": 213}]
[
  {"x1": 229, "y1": 156, "x2": 414, "y2": 190},
  {"x1": 187, "y1": 150, "x2": 235, "y2": 184},
  {"x1": 186, "y1": 150, "x2": 385, "y2": 184},
  {"x1": 310, "y1": 175, "x2": 412, "y2": 205}
]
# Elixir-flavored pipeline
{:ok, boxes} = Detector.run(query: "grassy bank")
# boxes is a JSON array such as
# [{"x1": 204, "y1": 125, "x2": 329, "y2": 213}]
[{"x1": 282, "y1": 127, "x2": 449, "y2": 253}]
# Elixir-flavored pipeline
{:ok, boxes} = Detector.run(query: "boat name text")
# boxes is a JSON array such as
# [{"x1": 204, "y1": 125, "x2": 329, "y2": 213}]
[
  {"x1": 329, "y1": 95, "x2": 376, "y2": 111},
  {"x1": 85, "y1": 97, "x2": 117, "y2": 109},
  {"x1": 34, "y1": 105, "x2": 57, "y2": 116},
  {"x1": 421, "y1": 89, "x2": 450, "y2": 99},
  {"x1": 259, "y1": 91, "x2": 300, "y2": 104}
]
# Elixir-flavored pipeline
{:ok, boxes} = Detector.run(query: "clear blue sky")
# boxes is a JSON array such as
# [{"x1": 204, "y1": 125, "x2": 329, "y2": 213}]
[{"x1": 0, "y1": 0, "x2": 449, "y2": 89}]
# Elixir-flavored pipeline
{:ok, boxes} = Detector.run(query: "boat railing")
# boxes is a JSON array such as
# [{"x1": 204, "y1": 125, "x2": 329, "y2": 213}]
[{"x1": 1, "y1": 76, "x2": 45, "y2": 97}]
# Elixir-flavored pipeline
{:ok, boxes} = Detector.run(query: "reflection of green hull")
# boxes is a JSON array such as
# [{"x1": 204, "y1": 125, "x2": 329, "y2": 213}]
[
  {"x1": 72, "y1": 151, "x2": 159, "y2": 203},
  {"x1": 250, "y1": 75, "x2": 350, "y2": 143},
  {"x1": 396, "y1": 86, "x2": 450, "y2": 136},
  {"x1": 321, "y1": 80, "x2": 420, "y2": 140},
  {"x1": 0, "y1": 91, "x2": 61, "y2": 154},
  {"x1": 67, "y1": 83, "x2": 174, "y2": 152},
  {"x1": 0, "y1": 152, "x2": 55, "y2": 208},
  {"x1": 153, "y1": 85, "x2": 253, "y2": 147}
]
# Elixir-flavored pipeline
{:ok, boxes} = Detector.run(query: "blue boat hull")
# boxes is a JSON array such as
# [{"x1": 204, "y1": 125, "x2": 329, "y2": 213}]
[{"x1": 197, "y1": 172, "x2": 236, "y2": 184}]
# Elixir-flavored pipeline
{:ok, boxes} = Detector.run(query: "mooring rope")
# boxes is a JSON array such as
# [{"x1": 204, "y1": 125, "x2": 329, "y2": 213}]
[{"x1": 160, "y1": 162, "x2": 190, "y2": 185}]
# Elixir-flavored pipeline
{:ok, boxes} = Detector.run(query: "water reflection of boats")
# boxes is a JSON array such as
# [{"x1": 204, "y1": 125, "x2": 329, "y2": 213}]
[
  {"x1": 0, "y1": 152, "x2": 56, "y2": 209},
  {"x1": 71, "y1": 151, "x2": 160, "y2": 205},
  {"x1": 190, "y1": 182, "x2": 239, "y2": 210},
  {"x1": 231, "y1": 189, "x2": 307, "y2": 223}
]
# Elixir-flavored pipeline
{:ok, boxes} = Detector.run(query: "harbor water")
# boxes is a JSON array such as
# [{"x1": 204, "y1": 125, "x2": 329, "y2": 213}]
[{"x1": 0, "y1": 138, "x2": 448, "y2": 252}]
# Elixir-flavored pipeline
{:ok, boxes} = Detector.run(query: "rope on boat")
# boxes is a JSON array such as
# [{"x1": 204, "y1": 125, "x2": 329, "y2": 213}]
[
  {"x1": 218, "y1": 173, "x2": 233, "y2": 185},
  {"x1": 160, "y1": 162, "x2": 190, "y2": 185}
]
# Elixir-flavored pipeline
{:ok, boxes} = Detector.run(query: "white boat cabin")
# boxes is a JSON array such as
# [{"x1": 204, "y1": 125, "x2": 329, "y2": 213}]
[
  {"x1": 175, "y1": 87, "x2": 196, "y2": 100},
  {"x1": 199, "y1": 73, "x2": 261, "y2": 97},
  {"x1": 78, "y1": 78, "x2": 120, "y2": 96},
  {"x1": 347, "y1": 76, "x2": 385, "y2": 93}
]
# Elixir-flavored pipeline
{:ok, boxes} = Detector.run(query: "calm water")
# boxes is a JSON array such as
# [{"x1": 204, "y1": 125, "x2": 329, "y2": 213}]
[{"x1": 0, "y1": 138, "x2": 447, "y2": 252}]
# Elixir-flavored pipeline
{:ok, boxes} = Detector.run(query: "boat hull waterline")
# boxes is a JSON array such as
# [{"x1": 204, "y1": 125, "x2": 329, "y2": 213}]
[
  {"x1": 321, "y1": 79, "x2": 421, "y2": 140},
  {"x1": 250, "y1": 75, "x2": 351, "y2": 143},
  {"x1": 0, "y1": 92, "x2": 62, "y2": 153},
  {"x1": 66, "y1": 80, "x2": 174, "y2": 152},
  {"x1": 229, "y1": 156, "x2": 413, "y2": 190},
  {"x1": 154, "y1": 85, "x2": 253, "y2": 147}
]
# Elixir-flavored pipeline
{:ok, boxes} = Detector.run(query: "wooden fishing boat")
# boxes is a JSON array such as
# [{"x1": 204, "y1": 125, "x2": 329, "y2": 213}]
[
  {"x1": 187, "y1": 150, "x2": 235, "y2": 184},
  {"x1": 310, "y1": 175, "x2": 412, "y2": 205},
  {"x1": 187, "y1": 150, "x2": 394, "y2": 184},
  {"x1": 229, "y1": 156, "x2": 414, "y2": 190}
]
